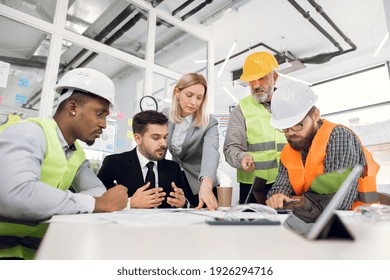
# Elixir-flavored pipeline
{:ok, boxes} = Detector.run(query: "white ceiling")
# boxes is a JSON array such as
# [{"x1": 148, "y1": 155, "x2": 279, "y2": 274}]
[
  {"x1": 149, "y1": 0, "x2": 390, "y2": 112},
  {"x1": 0, "y1": 0, "x2": 389, "y2": 115},
  {"x1": 154, "y1": 0, "x2": 390, "y2": 82}
]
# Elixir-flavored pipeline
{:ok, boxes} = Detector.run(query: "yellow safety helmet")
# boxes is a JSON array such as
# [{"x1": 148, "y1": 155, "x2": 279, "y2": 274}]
[{"x1": 240, "y1": 52, "x2": 278, "y2": 82}]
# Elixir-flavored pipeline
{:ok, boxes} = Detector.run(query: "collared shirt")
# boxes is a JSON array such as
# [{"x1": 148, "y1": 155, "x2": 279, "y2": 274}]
[
  {"x1": 267, "y1": 124, "x2": 367, "y2": 209},
  {"x1": 170, "y1": 114, "x2": 193, "y2": 155},
  {"x1": 136, "y1": 147, "x2": 159, "y2": 187},
  {"x1": 0, "y1": 118, "x2": 106, "y2": 221}
]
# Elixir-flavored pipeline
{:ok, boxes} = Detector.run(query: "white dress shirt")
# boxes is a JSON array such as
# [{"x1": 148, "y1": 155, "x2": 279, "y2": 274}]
[
  {"x1": 127, "y1": 148, "x2": 159, "y2": 209},
  {"x1": 136, "y1": 147, "x2": 159, "y2": 187}
]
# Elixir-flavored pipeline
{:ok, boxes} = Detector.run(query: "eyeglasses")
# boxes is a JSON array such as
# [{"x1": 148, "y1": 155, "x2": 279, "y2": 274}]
[{"x1": 277, "y1": 115, "x2": 308, "y2": 133}]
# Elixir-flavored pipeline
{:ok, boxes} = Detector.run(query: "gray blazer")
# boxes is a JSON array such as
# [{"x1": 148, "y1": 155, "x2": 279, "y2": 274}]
[{"x1": 162, "y1": 108, "x2": 220, "y2": 194}]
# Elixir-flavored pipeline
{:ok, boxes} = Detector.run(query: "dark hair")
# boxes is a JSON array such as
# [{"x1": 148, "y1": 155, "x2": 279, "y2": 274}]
[{"x1": 132, "y1": 110, "x2": 168, "y2": 135}]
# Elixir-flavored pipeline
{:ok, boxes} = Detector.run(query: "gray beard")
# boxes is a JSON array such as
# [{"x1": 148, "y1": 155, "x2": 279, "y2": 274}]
[{"x1": 252, "y1": 93, "x2": 269, "y2": 103}]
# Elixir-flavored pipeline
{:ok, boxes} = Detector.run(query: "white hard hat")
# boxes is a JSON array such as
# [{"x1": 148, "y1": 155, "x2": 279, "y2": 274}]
[
  {"x1": 54, "y1": 68, "x2": 115, "y2": 106},
  {"x1": 270, "y1": 82, "x2": 318, "y2": 129}
]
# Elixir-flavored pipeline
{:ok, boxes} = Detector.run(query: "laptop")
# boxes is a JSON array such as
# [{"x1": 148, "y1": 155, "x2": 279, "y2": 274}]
[{"x1": 284, "y1": 164, "x2": 363, "y2": 240}]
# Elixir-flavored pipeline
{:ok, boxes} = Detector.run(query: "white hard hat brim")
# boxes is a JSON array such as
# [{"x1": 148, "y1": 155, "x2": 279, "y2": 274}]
[
  {"x1": 270, "y1": 82, "x2": 318, "y2": 129},
  {"x1": 270, "y1": 109, "x2": 311, "y2": 129},
  {"x1": 54, "y1": 68, "x2": 116, "y2": 107}
]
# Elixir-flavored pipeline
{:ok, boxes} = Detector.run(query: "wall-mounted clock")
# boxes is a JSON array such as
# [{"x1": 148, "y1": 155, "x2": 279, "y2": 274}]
[{"x1": 139, "y1": 95, "x2": 158, "y2": 111}]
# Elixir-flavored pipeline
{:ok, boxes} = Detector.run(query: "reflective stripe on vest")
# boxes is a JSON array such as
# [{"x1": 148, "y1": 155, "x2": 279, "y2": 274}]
[
  {"x1": 0, "y1": 219, "x2": 48, "y2": 260},
  {"x1": 0, "y1": 118, "x2": 85, "y2": 259},
  {"x1": 280, "y1": 119, "x2": 379, "y2": 209},
  {"x1": 237, "y1": 96, "x2": 286, "y2": 184}
]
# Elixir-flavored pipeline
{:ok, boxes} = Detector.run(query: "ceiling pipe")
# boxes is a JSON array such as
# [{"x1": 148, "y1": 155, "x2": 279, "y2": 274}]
[
  {"x1": 307, "y1": 0, "x2": 356, "y2": 50},
  {"x1": 287, "y1": 0, "x2": 342, "y2": 52},
  {"x1": 181, "y1": 0, "x2": 214, "y2": 21},
  {"x1": 288, "y1": 0, "x2": 357, "y2": 64},
  {"x1": 172, "y1": 0, "x2": 196, "y2": 16},
  {"x1": 216, "y1": 0, "x2": 357, "y2": 68}
]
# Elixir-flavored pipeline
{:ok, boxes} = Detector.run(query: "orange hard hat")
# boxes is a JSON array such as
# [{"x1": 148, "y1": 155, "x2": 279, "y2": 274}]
[{"x1": 240, "y1": 52, "x2": 278, "y2": 82}]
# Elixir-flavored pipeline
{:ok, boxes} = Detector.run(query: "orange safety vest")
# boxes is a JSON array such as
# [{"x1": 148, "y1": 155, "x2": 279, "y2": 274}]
[{"x1": 280, "y1": 119, "x2": 379, "y2": 209}]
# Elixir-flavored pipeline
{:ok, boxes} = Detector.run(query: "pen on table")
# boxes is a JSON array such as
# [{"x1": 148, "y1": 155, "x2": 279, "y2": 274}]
[{"x1": 113, "y1": 180, "x2": 118, "y2": 186}]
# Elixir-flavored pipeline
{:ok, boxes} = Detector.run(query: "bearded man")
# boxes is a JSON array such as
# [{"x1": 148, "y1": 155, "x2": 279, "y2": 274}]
[
  {"x1": 265, "y1": 82, "x2": 379, "y2": 222},
  {"x1": 224, "y1": 52, "x2": 287, "y2": 204}
]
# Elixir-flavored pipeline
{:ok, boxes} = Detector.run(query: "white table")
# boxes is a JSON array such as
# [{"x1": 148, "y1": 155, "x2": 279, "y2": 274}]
[{"x1": 35, "y1": 209, "x2": 390, "y2": 260}]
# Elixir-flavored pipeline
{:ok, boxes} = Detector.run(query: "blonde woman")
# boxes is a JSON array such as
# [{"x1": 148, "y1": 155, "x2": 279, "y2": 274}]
[{"x1": 162, "y1": 73, "x2": 220, "y2": 210}]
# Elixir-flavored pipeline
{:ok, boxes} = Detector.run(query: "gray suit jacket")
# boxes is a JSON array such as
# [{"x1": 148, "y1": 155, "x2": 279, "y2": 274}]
[{"x1": 162, "y1": 108, "x2": 220, "y2": 194}]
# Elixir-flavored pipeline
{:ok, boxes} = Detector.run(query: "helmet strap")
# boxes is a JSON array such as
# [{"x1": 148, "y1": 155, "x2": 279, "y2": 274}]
[{"x1": 58, "y1": 89, "x2": 74, "y2": 104}]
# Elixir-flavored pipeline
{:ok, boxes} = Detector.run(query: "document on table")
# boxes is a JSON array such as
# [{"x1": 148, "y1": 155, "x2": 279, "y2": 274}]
[{"x1": 49, "y1": 208, "x2": 227, "y2": 227}]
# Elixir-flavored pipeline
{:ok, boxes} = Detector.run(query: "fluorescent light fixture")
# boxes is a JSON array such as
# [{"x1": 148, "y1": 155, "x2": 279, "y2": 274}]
[
  {"x1": 373, "y1": 32, "x2": 389, "y2": 57},
  {"x1": 217, "y1": 41, "x2": 237, "y2": 78},
  {"x1": 222, "y1": 86, "x2": 239, "y2": 103},
  {"x1": 194, "y1": 60, "x2": 207, "y2": 64},
  {"x1": 278, "y1": 73, "x2": 312, "y2": 85},
  {"x1": 201, "y1": 0, "x2": 253, "y2": 25}
]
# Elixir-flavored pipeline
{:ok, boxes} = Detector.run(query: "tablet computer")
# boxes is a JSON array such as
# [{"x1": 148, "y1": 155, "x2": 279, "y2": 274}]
[
  {"x1": 284, "y1": 165, "x2": 362, "y2": 240},
  {"x1": 244, "y1": 176, "x2": 268, "y2": 204}
]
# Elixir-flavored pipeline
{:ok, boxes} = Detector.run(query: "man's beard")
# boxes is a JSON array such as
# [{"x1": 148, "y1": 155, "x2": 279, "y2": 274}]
[
  {"x1": 287, "y1": 124, "x2": 317, "y2": 152},
  {"x1": 86, "y1": 140, "x2": 95, "y2": 146},
  {"x1": 144, "y1": 147, "x2": 166, "y2": 161},
  {"x1": 251, "y1": 86, "x2": 274, "y2": 103}
]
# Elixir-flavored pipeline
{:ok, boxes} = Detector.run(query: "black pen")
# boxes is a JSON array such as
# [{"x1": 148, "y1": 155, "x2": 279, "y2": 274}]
[{"x1": 283, "y1": 199, "x2": 299, "y2": 207}]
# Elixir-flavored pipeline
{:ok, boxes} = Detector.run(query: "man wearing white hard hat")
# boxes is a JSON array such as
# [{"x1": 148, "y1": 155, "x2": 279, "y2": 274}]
[
  {"x1": 266, "y1": 82, "x2": 379, "y2": 222},
  {"x1": 224, "y1": 52, "x2": 287, "y2": 204},
  {"x1": 0, "y1": 68, "x2": 128, "y2": 259}
]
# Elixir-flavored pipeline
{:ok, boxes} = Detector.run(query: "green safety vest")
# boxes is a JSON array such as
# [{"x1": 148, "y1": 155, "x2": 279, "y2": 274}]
[
  {"x1": 0, "y1": 118, "x2": 86, "y2": 259},
  {"x1": 237, "y1": 96, "x2": 287, "y2": 184}
]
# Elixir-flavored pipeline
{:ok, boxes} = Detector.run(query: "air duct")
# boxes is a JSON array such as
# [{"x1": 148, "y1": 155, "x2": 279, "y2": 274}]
[
  {"x1": 22, "y1": 4, "x2": 139, "y2": 110},
  {"x1": 77, "y1": 12, "x2": 145, "y2": 68},
  {"x1": 62, "y1": 4, "x2": 137, "y2": 72},
  {"x1": 181, "y1": 0, "x2": 213, "y2": 21},
  {"x1": 172, "y1": 0, "x2": 196, "y2": 16}
]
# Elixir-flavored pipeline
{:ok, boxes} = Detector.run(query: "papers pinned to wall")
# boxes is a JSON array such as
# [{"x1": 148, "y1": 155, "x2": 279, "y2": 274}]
[{"x1": 0, "y1": 61, "x2": 10, "y2": 88}]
